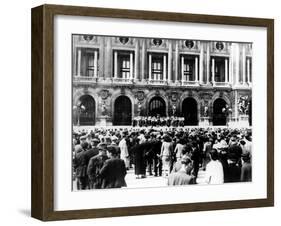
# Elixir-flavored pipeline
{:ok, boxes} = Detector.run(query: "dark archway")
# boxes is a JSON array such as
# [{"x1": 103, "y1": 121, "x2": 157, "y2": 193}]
[
  {"x1": 75, "y1": 95, "x2": 96, "y2": 126},
  {"x1": 114, "y1": 96, "x2": 132, "y2": 125},
  {"x1": 148, "y1": 96, "x2": 166, "y2": 116},
  {"x1": 213, "y1": 98, "x2": 227, "y2": 126},
  {"x1": 182, "y1": 98, "x2": 198, "y2": 125},
  {"x1": 248, "y1": 100, "x2": 252, "y2": 126}
]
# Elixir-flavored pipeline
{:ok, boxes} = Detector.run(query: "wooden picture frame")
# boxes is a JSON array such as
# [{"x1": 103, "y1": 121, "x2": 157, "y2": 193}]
[{"x1": 31, "y1": 4, "x2": 274, "y2": 221}]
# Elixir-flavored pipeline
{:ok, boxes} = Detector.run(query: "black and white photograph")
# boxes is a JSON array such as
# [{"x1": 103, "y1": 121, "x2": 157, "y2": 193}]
[{"x1": 72, "y1": 34, "x2": 252, "y2": 191}]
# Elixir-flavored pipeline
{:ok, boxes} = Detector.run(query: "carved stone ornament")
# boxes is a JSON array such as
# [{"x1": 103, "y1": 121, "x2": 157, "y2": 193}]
[
  {"x1": 119, "y1": 37, "x2": 129, "y2": 45},
  {"x1": 83, "y1": 35, "x2": 94, "y2": 41},
  {"x1": 100, "y1": 89, "x2": 109, "y2": 100},
  {"x1": 216, "y1": 41, "x2": 224, "y2": 51},
  {"x1": 136, "y1": 91, "x2": 145, "y2": 101},
  {"x1": 171, "y1": 92, "x2": 178, "y2": 102},
  {"x1": 185, "y1": 40, "x2": 194, "y2": 49}
]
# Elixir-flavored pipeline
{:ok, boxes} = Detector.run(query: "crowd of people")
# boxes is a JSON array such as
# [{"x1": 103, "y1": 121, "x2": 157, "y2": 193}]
[
  {"x1": 132, "y1": 116, "x2": 185, "y2": 127},
  {"x1": 73, "y1": 127, "x2": 252, "y2": 190}
]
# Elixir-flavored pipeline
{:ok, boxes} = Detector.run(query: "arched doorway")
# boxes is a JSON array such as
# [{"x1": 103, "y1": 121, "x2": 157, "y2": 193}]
[
  {"x1": 148, "y1": 96, "x2": 166, "y2": 116},
  {"x1": 213, "y1": 98, "x2": 227, "y2": 126},
  {"x1": 182, "y1": 97, "x2": 198, "y2": 125},
  {"x1": 74, "y1": 95, "x2": 95, "y2": 126},
  {"x1": 114, "y1": 96, "x2": 132, "y2": 125}
]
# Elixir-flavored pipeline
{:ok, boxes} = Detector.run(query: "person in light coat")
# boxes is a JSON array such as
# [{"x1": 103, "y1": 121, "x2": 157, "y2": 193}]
[{"x1": 119, "y1": 134, "x2": 130, "y2": 169}]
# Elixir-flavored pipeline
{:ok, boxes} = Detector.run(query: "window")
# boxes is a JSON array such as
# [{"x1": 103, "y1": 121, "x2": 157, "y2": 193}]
[
  {"x1": 211, "y1": 56, "x2": 229, "y2": 82},
  {"x1": 119, "y1": 55, "x2": 130, "y2": 79},
  {"x1": 148, "y1": 53, "x2": 167, "y2": 81},
  {"x1": 152, "y1": 57, "x2": 163, "y2": 80},
  {"x1": 181, "y1": 55, "x2": 198, "y2": 81},
  {"x1": 113, "y1": 51, "x2": 134, "y2": 79},
  {"x1": 78, "y1": 48, "x2": 99, "y2": 77}
]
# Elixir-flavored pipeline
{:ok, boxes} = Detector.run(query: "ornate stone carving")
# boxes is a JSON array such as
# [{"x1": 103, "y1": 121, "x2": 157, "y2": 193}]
[
  {"x1": 136, "y1": 91, "x2": 145, "y2": 101},
  {"x1": 100, "y1": 89, "x2": 109, "y2": 100},
  {"x1": 238, "y1": 95, "x2": 250, "y2": 115},
  {"x1": 171, "y1": 92, "x2": 178, "y2": 102}
]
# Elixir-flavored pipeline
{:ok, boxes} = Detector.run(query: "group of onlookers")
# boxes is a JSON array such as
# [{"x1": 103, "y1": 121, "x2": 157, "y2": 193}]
[{"x1": 73, "y1": 127, "x2": 252, "y2": 190}]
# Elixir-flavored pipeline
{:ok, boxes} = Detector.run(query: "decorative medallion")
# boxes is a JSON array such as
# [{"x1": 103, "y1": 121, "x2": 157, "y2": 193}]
[
  {"x1": 216, "y1": 41, "x2": 224, "y2": 51},
  {"x1": 119, "y1": 37, "x2": 129, "y2": 45},
  {"x1": 185, "y1": 40, "x2": 194, "y2": 49},
  {"x1": 152, "y1": 38, "x2": 163, "y2": 46},
  {"x1": 136, "y1": 91, "x2": 145, "y2": 101},
  {"x1": 100, "y1": 89, "x2": 109, "y2": 100},
  {"x1": 83, "y1": 35, "x2": 94, "y2": 41},
  {"x1": 171, "y1": 92, "x2": 178, "y2": 102}
]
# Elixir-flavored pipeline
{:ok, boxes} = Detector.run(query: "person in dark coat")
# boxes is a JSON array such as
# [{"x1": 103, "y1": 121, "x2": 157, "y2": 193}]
[
  {"x1": 99, "y1": 146, "x2": 127, "y2": 189},
  {"x1": 152, "y1": 135, "x2": 163, "y2": 177},
  {"x1": 224, "y1": 153, "x2": 241, "y2": 183},
  {"x1": 240, "y1": 153, "x2": 252, "y2": 182},
  {"x1": 74, "y1": 141, "x2": 91, "y2": 190},
  {"x1": 87, "y1": 148, "x2": 109, "y2": 189},
  {"x1": 132, "y1": 140, "x2": 148, "y2": 178}
]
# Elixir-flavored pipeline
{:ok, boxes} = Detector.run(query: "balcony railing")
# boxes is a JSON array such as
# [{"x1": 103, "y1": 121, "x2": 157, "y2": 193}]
[
  {"x1": 73, "y1": 75, "x2": 241, "y2": 89},
  {"x1": 112, "y1": 78, "x2": 133, "y2": 84},
  {"x1": 181, "y1": 81, "x2": 199, "y2": 86},
  {"x1": 148, "y1": 79, "x2": 167, "y2": 85},
  {"x1": 73, "y1": 76, "x2": 98, "y2": 83},
  {"x1": 213, "y1": 82, "x2": 230, "y2": 87}
]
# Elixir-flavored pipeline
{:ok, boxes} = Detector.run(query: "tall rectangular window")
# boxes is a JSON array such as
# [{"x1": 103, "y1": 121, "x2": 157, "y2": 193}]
[
  {"x1": 78, "y1": 48, "x2": 99, "y2": 77},
  {"x1": 148, "y1": 53, "x2": 167, "y2": 81},
  {"x1": 119, "y1": 55, "x2": 130, "y2": 79},
  {"x1": 181, "y1": 55, "x2": 198, "y2": 81},
  {"x1": 211, "y1": 56, "x2": 229, "y2": 83},
  {"x1": 113, "y1": 51, "x2": 134, "y2": 79},
  {"x1": 152, "y1": 57, "x2": 163, "y2": 80}
]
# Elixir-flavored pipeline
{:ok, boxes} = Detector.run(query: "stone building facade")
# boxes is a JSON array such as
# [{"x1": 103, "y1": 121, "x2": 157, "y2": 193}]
[{"x1": 72, "y1": 34, "x2": 252, "y2": 127}]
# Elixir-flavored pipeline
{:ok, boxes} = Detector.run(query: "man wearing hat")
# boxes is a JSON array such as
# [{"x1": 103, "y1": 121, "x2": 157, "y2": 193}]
[
  {"x1": 99, "y1": 146, "x2": 127, "y2": 189},
  {"x1": 87, "y1": 147, "x2": 109, "y2": 189},
  {"x1": 167, "y1": 156, "x2": 194, "y2": 186}
]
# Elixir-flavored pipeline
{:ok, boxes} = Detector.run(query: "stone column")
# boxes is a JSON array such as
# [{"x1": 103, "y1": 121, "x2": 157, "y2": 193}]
[
  {"x1": 94, "y1": 50, "x2": 98, "y2": 78},
  {"x1": 234, "y1": 90, "x2": 238, "y2": 121},
  {"x1": 247, "y1": 57, "x2": 250, "y2": 83},
  {"x1": 105, "y1": 37, "x2": 112, "y2": 79},
  {"x1": 235, "y1": 44, "x2": 240, "y2": 85},
  {"x1": 175, "y1": 42, "x2": 179, "y2": 83},
  {"x1": 130, "y1": 52, "x2": 134, "y2": 79},
  {"x1": 199, "y1": 44, "x2": 204, "y2": 84},
  {"x1": 163, "y1": 54, "x2": 167, "y2": 81},
  {"x1": 168, "y1": 42, "x2": 172, "y2": 83},
  {"x1": 148, "y1": 53, "x2": 152, "y2": 81},
  {"x1": 134, "y1": 39, "x2": 139, "y2": 80},
  {"x1": 211, "y1": 58, "x2": 215, "y2": 83},
  {"x1": 195, "y1": 56, "x2": 198, "y2": 82},
  {"x1": 181, "y1": 56, "x2": 184, "y2": 82},
  {"x1": 229, "y1": 44, "x2": 234, "y2": 85},
  {"x1": 141, "y1": 40, "x2": 146, "y2": 81},
  {"x1": 114, "y1": 51, "x2": 118, "y2": 78},
  {"x1": 99, "y1": 38, "x2": 104, "y2": 79},
  {"x1": 206, "y1": 44, "x2": 210, "y2": 84},
  {"x1": 77, "y1": 48, "x2": 81, "y2": 76},
  {"x1": 242, "y1": 45, "x2": 246, "y2": 84},
  {"x1": 225, "y1": 58, "x2": 228, "y2": 83}
]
